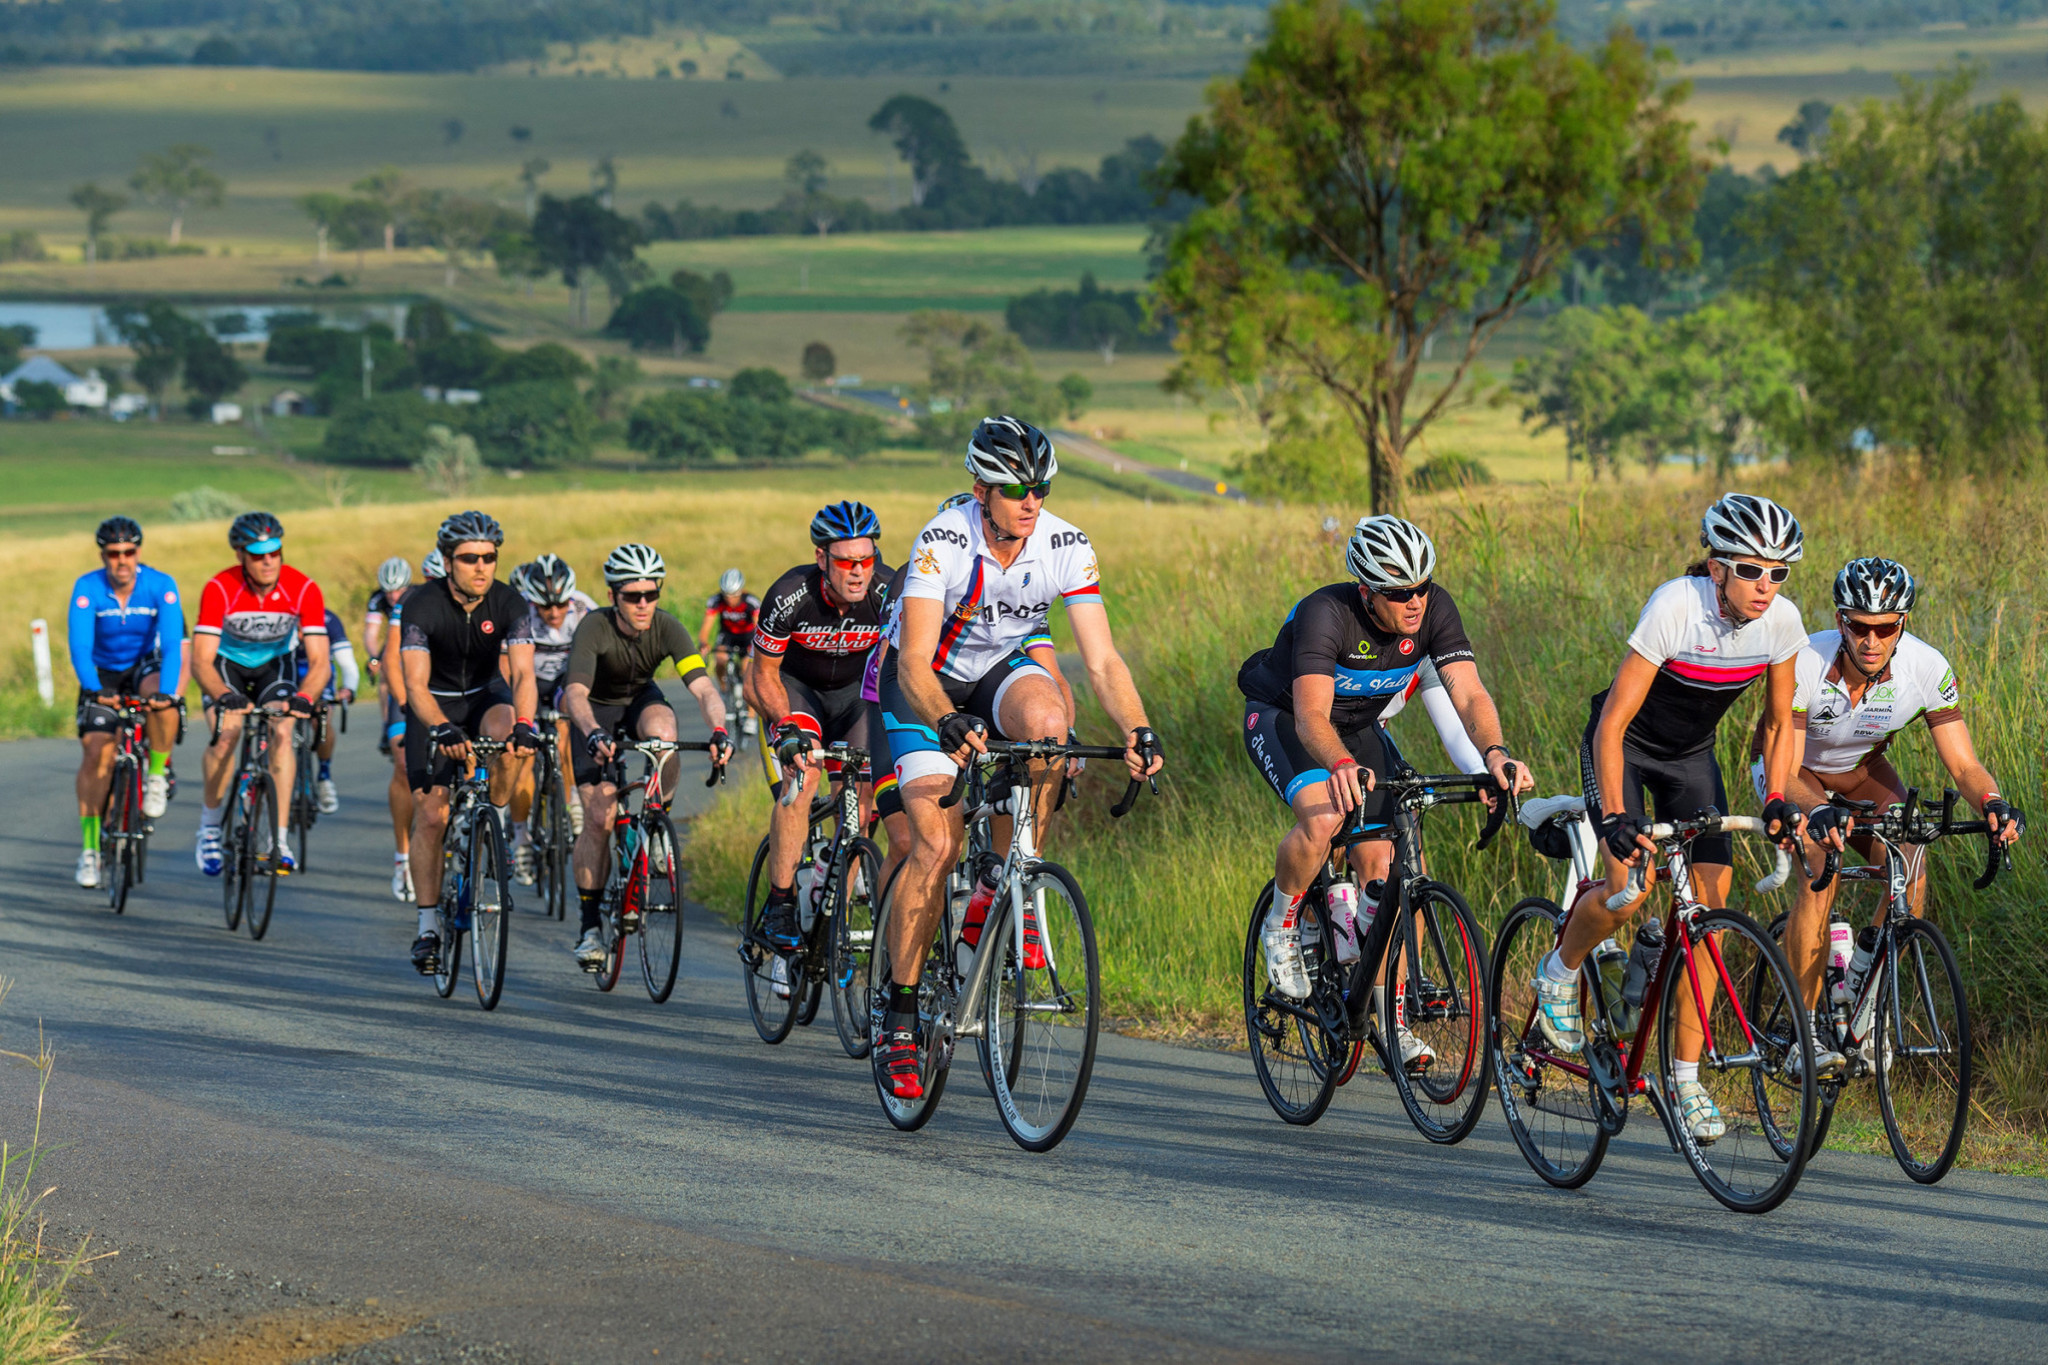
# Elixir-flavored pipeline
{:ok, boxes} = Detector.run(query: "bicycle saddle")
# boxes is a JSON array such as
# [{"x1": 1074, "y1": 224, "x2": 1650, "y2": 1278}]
[{"x1": 1518, "y1": 793, "x2": 1586, "y2": 829}]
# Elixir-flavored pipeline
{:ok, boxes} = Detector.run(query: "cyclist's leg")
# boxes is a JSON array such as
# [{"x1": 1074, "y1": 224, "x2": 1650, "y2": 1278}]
[
  {"x1": 1641, "y1": 750, "x2": 1733, "y2": 1066},
  {"x1": 200, "y1": 663, "x2": 253, "y2": 811},
  {"x1": 137, "y1": 666, "x2": 178, "y2": 772},
  {"x1": 569, "y1": 700, "x2": 626, "y2": 939},
  {"x1": 982, "y1": 658, "x2": 1066, "y2": 838},
  {"x1": 1242, "y1": 704, "x2": 1357, "y2": 900},
  {"x1": 404, "y1": 698, "x2": 467, "y2": 951},
  {"x1": 877, "y1": 666, "x2": 971, "y2": 988},
  {"x1": 1780, "y1": 765, "x2": 1838, "y2": 1009},
  {"x1": 626, "y1": 683, "x2": 679, "y2": 780},
  {"x1": 76, "y1": 691, "x2": 118, "y2": 826},
  {"x1": 1556, "y1": 708, "x2": 1658, "y2": 970},
  {"x1": 767, "y1": 678, "x2": 827, "y2": 897}
]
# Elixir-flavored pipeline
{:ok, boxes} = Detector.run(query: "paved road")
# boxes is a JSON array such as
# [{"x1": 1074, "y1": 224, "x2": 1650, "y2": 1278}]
[{"x1": 1, "y1": 709, "x2": 2045, "y2": 1363}]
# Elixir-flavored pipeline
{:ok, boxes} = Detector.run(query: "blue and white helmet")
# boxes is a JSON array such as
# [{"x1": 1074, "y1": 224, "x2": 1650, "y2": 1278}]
[{"x1": 810, "y1": 500, "x2": 880, "y2": 548}]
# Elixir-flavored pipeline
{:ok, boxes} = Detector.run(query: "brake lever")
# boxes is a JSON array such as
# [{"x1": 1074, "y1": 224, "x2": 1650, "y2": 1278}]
[
  {"x1": 1474, "y1": 762, "x2": 1516, "y2": 851},
  {"x1": 938, "y1": 765, "x2": 970, "y2": 810},
  {"x1": 1975, "y1": 825, "x2": 2007, "y2": 891}
]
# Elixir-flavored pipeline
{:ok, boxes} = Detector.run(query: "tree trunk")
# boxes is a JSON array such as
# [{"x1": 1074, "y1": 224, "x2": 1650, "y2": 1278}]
[
  {"x1": 316, "y1": 226, "x2": 328, "y2": 263},
  {"x1": 1369, "y1": 427, "x2": 1403, "y2": 515},
  {"x1": 1099, "y1": 337, "x2": 1117, "y2": 366},
  {"x1": 169, "y1": 211, "x2": 183, "y2": 245},
  {"x1": 384, "y1": 222, "x2": 396, "y2": 254},
  {"x1": 444, "y1": 256, "x2": 457, "y2": 288}
]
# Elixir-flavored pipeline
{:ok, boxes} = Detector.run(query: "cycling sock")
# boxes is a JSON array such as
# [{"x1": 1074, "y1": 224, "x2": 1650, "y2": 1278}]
[
  {"x1": 318, "y1": 759, "x2": 332, "y2": 781},
  {"x1": 1266, "y1": 888, "x2": 1304, "y2": 931},
  {"x1": 887, "y1": 980, "x2": 919, "y2": 1024},
  {"x1": 394, "y1": 851, "x2": 409, "y2": 865},
  {"x1": 200, "y1": 801, "x2": 224, "y2": 830},
  {"x1": 80, "y1": 815, "x2": 100, "y2": 851},
  {"x1": 1673, "y1": 1060, "x2": 1701, "y2": 1086},
  {"x1": 146, "y1": 749, "x2": 168, "y2": 777},
  {"x1": 511, "y1": 820, "x2": 527, "y2": 847},
  {"x1": 768, "y1": 883, "x2": 795, "y2": 903},
  {"x1": 578, "y1": 887, "x2": 604, "y2": 933},
  {"x1": 417, "y1": 905, "x2": 437, "y2": 937},
  {"x1": 1541, "y1": 949, "x2": 1577, "y2": 984}
]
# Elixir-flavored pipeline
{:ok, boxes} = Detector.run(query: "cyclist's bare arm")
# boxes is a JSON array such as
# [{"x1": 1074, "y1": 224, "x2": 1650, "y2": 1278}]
[
  {"x1": 381, "y1": 629, "x2": 407, "y2": 709},
  {"x1": 1066, "y1": 600, "x2": 1160, "y2": 779},
  {"x1": 1290, "y1": 673, "x2": 1370, "y2": 812},
  {"x1": 683, "y1": 669, "x2": 727, "y2": 734},
  {"x1": 505, "y1": 641, "x2": 539, "y2": 722},
  {"x1": 1592, "y1": 651, "x2": 1660, "y2": 865},
  {"x1": 1756, "y1": 657, "x2": 1800, "y2": 839},
  {"x1": 1436, "y1": 657, "x2": 1533, "y2": 798},
  {"x1": 363, "y1": 613, "x2": 387, "y2": 665},
  {"x1": 698, "y1": 608, "x2": 720, "y2": 657},
  {"x1": 191, "y1": 634, "x2": 230, "y2": 702},
  {"x1": 299, "y1": 633, "x2": 332, "y2": 702},
  {"x1": 749, "y1": 649, "x2": 795, "y2": 733},
  {"x1": 1929, "y1": 715, "x2": 2020, "y2": 840},
  {"x1": 560, "y1": 681, "x2": 601, "y2": 747}
]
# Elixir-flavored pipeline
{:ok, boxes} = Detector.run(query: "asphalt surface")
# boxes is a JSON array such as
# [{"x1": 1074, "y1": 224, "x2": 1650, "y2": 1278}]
[{"x1": 2, "y1": 702, "x2": 2045, "y2": 1364}]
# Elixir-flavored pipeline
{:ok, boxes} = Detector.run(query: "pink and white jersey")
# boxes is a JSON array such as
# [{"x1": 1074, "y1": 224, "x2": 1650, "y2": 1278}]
[
  {"x1": 1619, "y1": 575, "x2": 1806, "y2": 759},
  {"x1": 890, "y1": 504, "x2": 1101, "y2": 683}
]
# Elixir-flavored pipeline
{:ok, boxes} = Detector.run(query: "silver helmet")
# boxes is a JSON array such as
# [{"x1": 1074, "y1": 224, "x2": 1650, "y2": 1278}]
[
  {"x1": 602, "y1": 542, "x2": 667, "y2": 587},
  {"x1": 1834, "y1": 557, "x2": 1916, "y2": 615},
  {"x1": 1700, "y1": 493, "x2": 1803, "y2": 564},
  {"x1": 376, "y1": 556, "x2": 412, "y2": 594},
  {"x1": 1346, "y1": 515, "x2": 1438, "y2": 591},
  {"x1": 422, "y1": 548, "x2": 446, "y2": 580},
  {"x1": 435, "y1": 509, "x2": 504, "y2": 556},
  {"x1": 965, "y1": 415, "x2": 1057, "y2": 486},
  {"x1": 718, "y1": 567, "x2": 744, "y2": 596}
]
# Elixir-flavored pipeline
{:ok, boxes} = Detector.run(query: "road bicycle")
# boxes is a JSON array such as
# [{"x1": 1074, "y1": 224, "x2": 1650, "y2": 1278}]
[
  {"x1": 1491, "y1": 808, "x2": 1816, "y2": 1213},
  {"x1": 737, "y1": 743, "x2": 883, "y2": 1056},
  {"x1": 98, "y1": 695, "x2": 179, "y2": 915},
  {"x1": 527, "y1": 705, "x2": 575, "y2": 920},
  {"x1": 719, "y1": 663, "x2": 752, "y2": 755},
  {"x1": 285, "y1": 697, "x2": 338, "y2": 874},
  {"x1": 868, "y1": 739, "x2": 1150, "y2": 1152},
  {"x1": 426, "y1": 737, "x2": 515, "y2": 1011},
  {"x1": 1755, "y1": 787, "x2": 2014, "y2": 1185},
  {"x1": 584, "y1": 737, "x2": 726, "y2": 1001},
  {"x1": 1244, "y1": 767, "x2": 1509, "y2": 1145},
  {"x1": 218, "y1": 694, "x2": 297, "y2": 941}
]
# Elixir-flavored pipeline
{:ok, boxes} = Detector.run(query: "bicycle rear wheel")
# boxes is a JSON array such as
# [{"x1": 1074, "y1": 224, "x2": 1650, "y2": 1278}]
[
  {"x1": 1658, "y1": 908, "x2": 1815, "y2": 1214},
  {"x1": 104, "y1": 759, "x2": 135, "y2": 915},
  {"x1": 1384, "y1": 881, "x2": 1491, "y2": 1144},
  {"x1": 830, "y1": 838, "x2": 882, "y2": 1059},
  {"x1": 740, "y1": 837, "x2": 800, "y2": 1041},
  {"x1": 243, "y1": 777, "x2": 281, "y2": 941},
  {"x1": 1243, "y1": 882, "x2": 1342, "y2": 1126},
  {"x1": 637, "y1": 810, "x2": 685, "y2": 1003},
  {"x1": 1875, "y1": 917, "x2": 1971, "y2": 1184},
  {"x1": 1490, "y1": 897, "x2": 1609, "y2": 1189},
  {"x1": 1751, "y1": 910, "x2": 1838, "y2": 1161},
  {"x1": 868, "y1": 863, "x2": 951, "y2": 1131},
  {"x1": 469, "y1": 808, "x2": 510, "y2": 1011},
  {"x1": 540, "y1": 768, "x2": 572, "y2": 920}
]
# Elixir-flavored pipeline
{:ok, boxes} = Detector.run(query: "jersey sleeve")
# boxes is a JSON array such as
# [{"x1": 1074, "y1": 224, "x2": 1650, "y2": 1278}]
[
  {"x1": 752, "y1": 571, "x2": 804, "y2": 657},
  {"x1": 193, "y1": 575, "x2": 227, "y2": 638},
  {"x1": 1924, "y1": 647, "x2": 1963, "y2": 727},
  {"x1": 1419, "y1": 679, "x2": 1487, "y2": 775},
  {"x1": 1055, "y1": 534, "x2": 1102, "y2": 608},
  {"x1": 662, "y1": 614, "x2": 707, "y2": 686},
  {"x1": 563, "y1": 614, "x2": 602, "y2": 690},
  {"x1": 1624, "y1": 579, "x2": 1690, "y2": 665},
  {"x1": 297, "y1": 577, "x2": 328, "y2": 634},
  {"x1": 1420, "y1": 588, "x2": 1476, "y2": 669},
  {"x1": 1290, "y1": 592, "x2": 1346, "y2": 684},
  {"x1": 331, "y1": 637, "x2": 360, "y2": 692},
  {"x1": 67, "y1": 577, "x2": 99, "y2": 691},
  {"x1": 1768, "y1": 597, "x2": 1806, "y2": 663},
  {"x1": 901, "y1": 518, "x2": 964, "y2": 603},
  {"x1": 153, "y1": 573, "x2": 184, "y2": 694},
  {"x1": 1789, "y1": 644, "x2": 1823, "y2": 716}
]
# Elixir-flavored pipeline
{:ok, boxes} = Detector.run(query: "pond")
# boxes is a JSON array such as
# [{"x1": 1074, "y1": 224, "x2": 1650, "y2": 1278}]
[{"x1": 0, "y1": 300, "x2": 414, "y2": 350}]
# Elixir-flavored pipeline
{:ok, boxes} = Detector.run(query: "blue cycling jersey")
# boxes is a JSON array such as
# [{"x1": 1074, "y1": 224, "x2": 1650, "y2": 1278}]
[{"x1": 68, "y1": 564, "x2": 184, "y2": 693}]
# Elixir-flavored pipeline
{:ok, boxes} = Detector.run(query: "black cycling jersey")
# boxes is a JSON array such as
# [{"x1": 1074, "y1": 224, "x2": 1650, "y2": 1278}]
[
  {"x1": 1237, "y1": 582, "x2": 1476, "y2": 733},
  {"x1": 564, "y1": 607, "x2": 707, "y2": 708},
  {"x1": 753, "y1": 564, "x2": 894, "y2": 692},
  {"x1": 398, "y1": 579, "x2": 539, "y2": 699},
  {"x1": 366, "y1": 587, "x2": 400, "y2": 619}
]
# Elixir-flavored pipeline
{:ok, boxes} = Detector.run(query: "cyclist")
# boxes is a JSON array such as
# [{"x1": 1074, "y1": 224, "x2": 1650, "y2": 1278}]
[
  {"x1": 68, "y1": 516, "x2": 184, "y2": 888},
  {"x1": 1760, "y1": 557, "x2": 2026, "y2": 1068},
  {"x1": 752, "y1": 501, "x2": 894, "y2": 953},
  {"x1": 876, "y1": 417, "x2": 1163, "y2": 1100},
  {"x1": 400, "y1": 511, "x2": 544, "y2": 974},
  {"x1": 1538, "y1": 493, "x2": 1809, "y2": 1143},
  {"x1": 295, "y1": 608, "x2": 358, "y2": 814},
  {"x1": 509, "y1": 554, "x2": 597, "y2": 883},
  {"x1": 1237, "y1": 515, "x2": 1532, "y2": 1066},
  {"x1": 365, "y1": 556, "x2": 416, "y2": 900},
  {"x1": 699, "y1": 568, "x2": 761, "y2": 736},
  {"x1": 561, "y1": 544, "x2": 732, "y2": 968},
  {"x1": 192, "y1": 512, "x2": 330, "y2": 877}
]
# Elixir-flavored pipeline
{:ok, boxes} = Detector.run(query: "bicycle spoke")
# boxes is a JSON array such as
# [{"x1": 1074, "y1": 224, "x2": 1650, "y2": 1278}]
[
  {"x1": 1384, "y1": 883, "x2": 1490, "y2": 1144},
  {"x1": 1243, "y1": 884, "x2": 1341, "y2": 1126},
  {"x1": 1490, "y1": 898, "x2": 1609, "y2": 1188},
  {"x1": 985, "y1": 864, "x2": 1098, "y2": 1152}
]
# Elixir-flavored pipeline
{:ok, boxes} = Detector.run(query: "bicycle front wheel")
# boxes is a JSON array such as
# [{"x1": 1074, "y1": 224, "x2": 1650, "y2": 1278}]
[
  {"x1": 243, "y1": 777, "x2": 281, "y2": 941},
  {"x1": 540, "y1": 770, "x2": 572, "y2": 920},
  {"x1": 221, "y1": 785, "x2": 246, "y2": 931},
  {"x1": 1242, "y1": 882, "x2": 1340, "y2": 1125},
  {"x1": 829, "y1": 838, "x2": 882, "y2": 1059},
  {"x1": 469, "y1": 809, "x2": 510, "y2": 1011},
  {"x1": 1490, "y1": 897, "x2": 1609, "y2": 1189},
  {"x1": 637, "y1": 810, "x2": 685, "y2": 1003},
  {"x1": 1751, "y1": 911, "x2": 1837, "y2": 1162},
  {"x1": 1657, "y1": 908, "x2": 1815, "y2": 1214},
  {"x1": 104, "y1": 759, "x2": 136, "y2": 915},
  {"x1": 983, "y1": 862, "x2": 1099, "y2": 1152},
  {"x1": 1384, "y1": 881, "x2": 1491, "y2": 1144},
  {"x1": 1875, "y1": 917, "x2": 1971, "y2": 1184},
  {"x1": 740, "y1": 837, "x2": 800, "y2": 1041}
]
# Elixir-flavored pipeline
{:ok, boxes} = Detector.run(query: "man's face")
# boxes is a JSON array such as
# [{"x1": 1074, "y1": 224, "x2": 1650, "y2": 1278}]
[
  {"x1": 1362, "y1": 581, "x2": 1429, "y2": 636},
  {"x1": 538, "y1": 602, "x2": 571, "y2": 631},
  {"x1": 1710, "y1": 556, "x2": 1786, "y2": 622},
  {"x1": 977, "y1": 480, "x2": 1047, "y2": 540},
  {"x1": 721, "y1": 591, "x2": 744, "y2": 607},
  {"x1": 237, "y1": 546, "x2": 283, "y2": 590},
  {"x1": 101, "y1": 542, "x2": 140, "y2": 590},
  {"x1": 816, "y1": 537, "x2": 876, "y2": 604},
  {"x1": 448, "y1": 541, "x2": 499, "y2": 598},
  {"x1": 612, "y1": 579, "x2": 661, "y2": 631},
  {"x1": 1839, "y1": 610, "x2": 1905, "y2": 674}
]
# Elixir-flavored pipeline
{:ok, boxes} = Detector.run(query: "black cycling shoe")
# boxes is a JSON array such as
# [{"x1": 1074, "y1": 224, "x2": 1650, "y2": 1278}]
[
  {"x1": 410, "y1": 932, "x2": 441, "y2": 975},
  {"x1": 760, "y1": 896, "x2": 801, "y2": 950}
]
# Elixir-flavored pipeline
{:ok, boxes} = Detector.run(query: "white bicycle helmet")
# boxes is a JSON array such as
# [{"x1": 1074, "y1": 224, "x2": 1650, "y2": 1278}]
[
  {"x1": 376, "y1": 556, "x2": 412, "y2": 594},
  {"x1": 1834, "y1": 557, "x2": 1916, "y2": 615},
  {"x1": 1346, "y1": 515, "x2": 1438, "y2": 590},
  {"x1": 422, "y1": 548, "x2": 446, "y2": 580},
  {"x1": 603, "y1": 542, "x2": 667, "y2": 587},
  {"x1": 718, "y1": 567, "x2": 744, "y2": 595},
  {"x1": 1700, "y1": 493, "x2": 1804, "y2": 563},
  {"x1": 965, "y1": 416, "x2": 1058, "y2": 485}
]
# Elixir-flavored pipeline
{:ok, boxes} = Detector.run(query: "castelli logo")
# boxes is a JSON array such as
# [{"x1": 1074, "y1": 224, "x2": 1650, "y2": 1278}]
[
  {"x1": 1397, "y1": 638, "x2": 1414, "y2": 656},
  {"x1": 480, "y1": 619, "x2": 496, "y2": 635},
  {"x1": 76, "y1": 596, "x2": 89, "y2": 609},
  {"x1": 1247, "y1": 712, "x2": 1259, "y2": 730},
  {"x1": 164, "y1": 591, "x2": 177, "y2": 604}
]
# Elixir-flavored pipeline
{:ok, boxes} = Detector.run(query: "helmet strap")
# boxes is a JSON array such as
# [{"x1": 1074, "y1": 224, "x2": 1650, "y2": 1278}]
[{"x1": 982, "y1": 502, "x2": 1022, "y2": 544}]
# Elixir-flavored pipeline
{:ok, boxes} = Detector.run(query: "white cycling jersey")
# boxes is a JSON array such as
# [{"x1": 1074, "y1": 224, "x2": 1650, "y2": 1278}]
[
  {"x1": 891, "y1": 504, "x2": 1101, "y2": 683},
  {"x1": 1793, "y1": 629, "x2": 1962, "y2": 774},
  {"x1": 532, "y1": 590, "x2": 600, "y2": 688}
]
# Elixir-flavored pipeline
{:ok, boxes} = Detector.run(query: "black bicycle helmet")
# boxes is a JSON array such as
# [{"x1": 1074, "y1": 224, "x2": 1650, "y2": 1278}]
[
  {"x1": 1834, "y1": 557, "x2": 1917, "y2": 615},
  {"x1": 95, "y1": 515, "x2": 143, "y2": 549},
  {"x1": 965, "y1": 416, "x2": 1058, "y2": 485},
  {"x1": 809, "y1": 500, "x2": 881, "y2": 548},
  {"x1": 228, "y1": 510, "x2": 284, "y2": 552},
  {"x1": 436, "y1": 509, "x2": 504, "y2": 555}
]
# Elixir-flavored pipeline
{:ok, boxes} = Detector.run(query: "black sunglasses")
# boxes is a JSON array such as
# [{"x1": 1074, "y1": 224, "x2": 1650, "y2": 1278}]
[
  {"x1": 616, "y1": 589, "x2": 662, "y2": 605},
  {"x1": 1716, "y1": 558, "x2": 1790, "y2": 583},
  {"x1": 452, "y1": 551, "x2": 498, "y2": 566},
  {"x1": 1374, "y1": 581, "x2": 1431, "y2": 603}
]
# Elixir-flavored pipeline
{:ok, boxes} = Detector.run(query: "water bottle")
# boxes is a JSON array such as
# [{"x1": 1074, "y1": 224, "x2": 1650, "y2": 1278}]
[
  {"x1": 1846, "y1": 925, "x2": 1879, "y2": 995},
  {"x1": 796, "y1": 862, "x2": 819, "y2": 933},
  {"x1": 1594, "y1": 938, "x2": 1635, "y2": 1038},
  {"x1": 1621, "y1": 918, "x2": 1663, "y2": 1010},
  {"x1": 1827, "y1": 921, "x2": 1856, "y2": 1005},
  {"x1": 1327, "y1": 880, "x2": 1362, "y2": 965}
]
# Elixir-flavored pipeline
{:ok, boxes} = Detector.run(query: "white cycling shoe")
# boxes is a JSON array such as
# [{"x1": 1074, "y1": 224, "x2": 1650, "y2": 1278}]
[
  {"x1": 74, "y1": 848, "x2": 101, "y2": 888},
  {"x1": 513, "y1": 842, "x2": 537, "y2": 887},
  {"x1": 770, "y1": 955, "x2": 792, "y2": 999},
  {"x1": 1532, "y1": 972, "x2": 1585, "y2": 1054},
  {"x1": 1396, "y1": 1025, "x2": 1436, "y2": 1071},
  {"x1": 316, "y1": 778, "x2": 339, "y2": 814},
  {"x1": 1675, "y1": 1078, "x2": 1727, "y2": 1144},
  {"x1": 275, "y1": 833, "x2": 296, "y2": 874},
  {"x1": 196, "y1": 824, "x2": 224, "y2": 877},
  {"x1": 142, "y1": 772, "x2": 169, "y2": 819},
  {"x1": 572, "y1": 928, "x2": 608, "y2": 970},
  {"x1": 1262, "y1": 913, "x2": 1311, "y2": 1000},
  {"x1": 392, "y1": 854, "x2": 414, "y2": 902}
]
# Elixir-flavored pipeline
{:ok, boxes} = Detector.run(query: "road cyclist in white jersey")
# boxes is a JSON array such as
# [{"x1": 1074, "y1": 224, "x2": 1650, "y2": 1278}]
[
  {"x1": 365, "y1": 555, "x2": 419, "y2": 900},
  {"x1": 1750, "y1": 556, "x2": 2025, "y2": 1052},
  {"x1": 509, "y1": 553, "x2": 598, "y2": 884},
  {"x1": 1539, "y1": 493, "x2": 1811, "y2": 1142},
  {"x1": 874, "y1": 416, "x2": 1164, "y2": 1100}
]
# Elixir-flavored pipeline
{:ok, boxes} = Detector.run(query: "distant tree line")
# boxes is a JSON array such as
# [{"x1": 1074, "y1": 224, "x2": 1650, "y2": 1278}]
[{"x1": 1556, "y1": 0, "x2": 2048, "y2": 45}]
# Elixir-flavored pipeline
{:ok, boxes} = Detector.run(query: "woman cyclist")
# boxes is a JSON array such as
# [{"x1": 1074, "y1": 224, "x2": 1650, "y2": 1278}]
[{"x1": 1535, "y1": 493, "x2": 1810, "y2": 1144}]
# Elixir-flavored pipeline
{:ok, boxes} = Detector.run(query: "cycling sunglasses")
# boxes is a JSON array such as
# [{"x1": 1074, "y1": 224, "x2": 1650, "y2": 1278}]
[
  {"x1": 101, "y1": 545, "x2": 139, "y2": 559},
  {"x1": 452, "y1": 551, "x2": 498, "y2": 566},
  {"x1": 830, "y1": 554, "x2": 877, "y2": 571},
  {"x1": 1373, "y1": 581, "x2": 1431, "y2": 603},
  {"x1": 1840, "y1": 614, "x2": 1904, "y2": 641},
  {"x1": 616, "y1": 588, "x2": 662, "y2": 605},
  {"x1": 995, "y1": 481, "x2": 1053, "y2": 501},
  {"x1": 1716, "y1": 558, "x2": 1790, "y2": 583}
]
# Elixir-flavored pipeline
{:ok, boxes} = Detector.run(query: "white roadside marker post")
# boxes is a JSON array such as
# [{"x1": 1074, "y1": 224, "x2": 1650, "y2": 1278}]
[{"x1": 31, "y1": 619, "x2": 55, "y2": 706}]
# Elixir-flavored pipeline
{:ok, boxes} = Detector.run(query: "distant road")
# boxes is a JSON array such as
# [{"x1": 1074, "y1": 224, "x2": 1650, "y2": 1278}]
[{"x1": 1, "y1": 705, "x2": 2044, "y2": 1362}]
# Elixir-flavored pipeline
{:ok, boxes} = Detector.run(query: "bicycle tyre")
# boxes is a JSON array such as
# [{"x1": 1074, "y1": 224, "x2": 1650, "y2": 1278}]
[
  {"x1": 740, "y1": 837, "x2": 800, "y2": 1042},
  {"x1": 221, "y1": 783, "x2": 246, "y2": 932},
  {"x1": 1753, "y1": 910, "x2": 1838, "y2": 1160},
  {"x1": 637, "y1": 810, "x2": 685, "y2": 1003},
  {"x1": 104, "y1": 758, "x2": 135, "y2": 915},
  {"x1": 869, "y1": 860, "x2": 950, "y2": 1131},
  {"x1": 984, "y1": 861, "x2": 1099, "y2": 1153},
  {"x1": 1875, "y1": 917, "x2": 1971, "y2": 1184},
  {"x1": 244, "y1": 776, "x2": 281, "y2": 941},
  {"x1": 1242, "y1": 881, "x2": 1342, "y2": 1126},
  {"x1": 1382, "y1": 881, "x2": 1491, "y2": 1144},
  {"x1": 1656, "y1": 907, "x2": 1815, "y2": 1214},
  {"x1": 1489, "y1": 897, "x2": 1610, "y2": 1190},
  {"x1": 594, "y1": 901, "x2": 625, "y2": 992},
  {"x1": 543, "y1": 765, "x2": 573, "y2": 920},
  {"x1": 830, "y1": 838, "x2": 882, "y2": 1059},
  {"x1": 434, "y1": 899, "x2": 464, "y2": 1000},
  {"x1": 469, "y1": 808, "x2": 510, "y2": 1011}
]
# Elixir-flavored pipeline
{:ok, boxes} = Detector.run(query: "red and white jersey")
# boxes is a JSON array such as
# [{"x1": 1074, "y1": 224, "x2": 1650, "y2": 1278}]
[
  {"x1": 194, "y1": 564, "x2": 327, "y2": 668},
  {"x1": 1620, "y1": 575, "x2": 1806, "y2": 759},
  {"x1": 891, "y1": 504, "x2": 1102, "y2": 683},
  {"x1": 1794, "y1": 630, "x2": 1963, "y2": 774}
]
